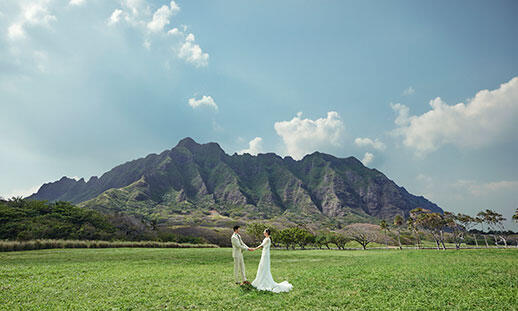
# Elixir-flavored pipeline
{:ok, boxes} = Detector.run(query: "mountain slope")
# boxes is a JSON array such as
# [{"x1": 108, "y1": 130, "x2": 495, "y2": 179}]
[{"x1": 28, "y1": 137, "x2": 442, "y2": 226}]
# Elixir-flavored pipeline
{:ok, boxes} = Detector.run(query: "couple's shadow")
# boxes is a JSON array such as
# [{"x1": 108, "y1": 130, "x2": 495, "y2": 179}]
[{"x1": 239, "y1": 283, "x2": 274, "y2": 295}]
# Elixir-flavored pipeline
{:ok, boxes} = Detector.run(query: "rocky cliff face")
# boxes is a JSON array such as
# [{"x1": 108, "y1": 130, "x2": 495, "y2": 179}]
[{"x1": 28, "y1": 137, "x2": 442, "y2": 223}]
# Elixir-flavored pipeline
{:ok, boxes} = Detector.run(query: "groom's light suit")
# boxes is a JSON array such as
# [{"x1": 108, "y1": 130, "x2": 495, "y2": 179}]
[{"x1": 231, "y1": 232, "x2": 248, "y2": 283}]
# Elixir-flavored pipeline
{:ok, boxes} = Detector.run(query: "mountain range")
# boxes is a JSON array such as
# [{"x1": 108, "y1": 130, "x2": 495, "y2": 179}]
[{"x1": 28, "y1": 137, "x2": 442, "y2": 228}]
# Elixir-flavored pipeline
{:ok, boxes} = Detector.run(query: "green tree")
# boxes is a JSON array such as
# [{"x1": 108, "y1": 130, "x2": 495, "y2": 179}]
[
  {"x1": 444, "y1": 212, "x2": 462, "y2": 249},
  {"x1": 314, "y1": 231, "x2": 333, "y2": 249},
  {"x1": 345, "y1": 224, "x2": 379, "y2": 250},
  {"x1": 478, "y1": 210, "x2": 507, "y2": 247},
  {"x1": 456, "y1": 214, "x2": 478, "y2": 247},
  {"x1": 291, "y1": 227, "x2": 314, "y2": 249},
  {"x1": 475, "y1": 215, "x2": 489, "y2": 248},
  {"x1": 246, "y1": 222, "x2": 278, "y2": 244},
  {"x1": 513, "y1": 208, "x2": 518, "y2": 223},
  {"x1": 329, "y1": 232, "x2": 350, "y2": 250},
  {"x1": 0, "y1": 199, "x2": 117, "y2": 241},
  {"x1": 278, "y1": 228, "x2": 296, "y2": 250},
  {"x1": 416, "y1": 212, "x2": 446, "y2": 250},
  {"x1": 408, "y1": 208, "x2": 428, "y2": 249},
  {"x1": 481, "y1": 209, "x2": 507, "y2": 247}
]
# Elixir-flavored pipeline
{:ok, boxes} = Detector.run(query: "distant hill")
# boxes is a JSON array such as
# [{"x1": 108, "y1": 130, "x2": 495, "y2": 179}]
[{"x1": 28, "y1": 137, "x2": 442, "y2": 228}]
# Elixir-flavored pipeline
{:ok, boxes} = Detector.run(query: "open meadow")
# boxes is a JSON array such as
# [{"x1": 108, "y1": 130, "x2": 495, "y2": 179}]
[{"x1": 1, "y1": 248, "x2": 517, "y2": 310}]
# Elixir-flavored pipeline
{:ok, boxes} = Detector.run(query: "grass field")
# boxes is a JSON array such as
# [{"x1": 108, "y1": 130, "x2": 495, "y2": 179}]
[{"x1": 1, "y1": 248, "x2": 517, "y2": 310}]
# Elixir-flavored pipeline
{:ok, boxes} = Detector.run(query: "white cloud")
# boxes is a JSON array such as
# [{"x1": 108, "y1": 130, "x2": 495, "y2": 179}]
[
  {"x1": 354, "y1": 137, "x2": 386, "y2": 151},
  {"x1": 147, "y1": 1, "x2": 179, "y2": 33},
  {"x1": 402, "y1": 86, "x2": 415, "y2": 96},
  {"x1": 23, "y1": 2, "x2": 57, "y2": 26},
  {"x1": 390, "y1": 102, "x2": 410, "y2": 127},
  {"x1": 107, "y1": 9, "x2": 123, "y2": 25},
  {"x1": 274, "y1": 111, "x2": 345, "y2": 160},
  {"x1": 178, "y1": 33, "x2": 209, "y2": 67},
  {"x1": 122, "y1": 0, "x2": 149, "y2": 19},
  {"x1": 361, "y1": 152, "x2": 374, "y2": 166},
  {"x1": 392, "y1": 77, "x2": 518, "y2": 155},
  {"x1": 455, "y1": 180, "x2": 518, "y2": 196},
  {"x1": 238, "y1": 137, "x2": 263, "y2": 155},
  {"x1": 106, "y1": 0, "x2": 151, "y2": 27},
  {"x1": 105, "y1": 1, "x2": 208, "y2": 67},
  {"x1": 6, "y1": 1, "x2": 57, "y2": 40},
  {"x1": 8, "y1": 23, "x2": 25, "y2": 40},
  {"x1": 167, "y1": 27, "x2": 181, "y2": 36},
  {"x1": 188, "y1": 95, "x2": 218, "y2": 110},
  {"x1": 69, "y1": 0, "x2": 86, "y2": 6}
]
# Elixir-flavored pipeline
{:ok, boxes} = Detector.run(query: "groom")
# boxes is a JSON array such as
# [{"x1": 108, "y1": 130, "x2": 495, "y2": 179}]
[{"x1": 231, "y1": 225, "x2": 252, "y2": 285}]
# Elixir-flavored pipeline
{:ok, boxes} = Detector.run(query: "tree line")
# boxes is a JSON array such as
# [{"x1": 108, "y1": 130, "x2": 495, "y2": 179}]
[
  {"x1": 246, "y1": 222, "x2": 381, "y2": 250},
  {"x1": 386, "y1": 208, "x2": 517, "y2": 250},
  {"x1": 2, "y1": 197, "x2": 516, "y2": 250},
  {"x1": 246, "y1": 207, "x2": 518, "y2": 250},
  {"x1": 0, "y1": 198, "x2": 204, "y2": 244}
]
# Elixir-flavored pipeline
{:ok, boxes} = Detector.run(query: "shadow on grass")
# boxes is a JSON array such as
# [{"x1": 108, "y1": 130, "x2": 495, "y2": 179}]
[
  {"x1": 239, "y1": 284, "x2": 286, "y2": 296},
  {"x1": 238, "y1": 283, "x2": 275, "y2": 296}
]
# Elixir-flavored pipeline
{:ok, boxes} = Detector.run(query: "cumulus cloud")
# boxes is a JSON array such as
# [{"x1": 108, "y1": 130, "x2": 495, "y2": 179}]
[
  {"x1": 69, "y1": 0, "x2": 86, "y2": 6},
  {"x1": 188, "y1": 95, "x2": 218, "y2": 110},
  {"x1": 354, "y1": 137, "x2": 386, "y2": 151},
  {"x1": 402, "y1": 86, "x2": 415, "y2": 96},
  {"x1": 274, "y1": 111, "x2": 345, "y2": 160},
  {"x1": 107, "y1": 9, "x2": 123, "y2": 25},
  {"x1": 104, "y1": 0, "x2": 207, "y2": 67},
  {"x1": 7, "y1": 0, "x2": 57, "y2": 40},
  {"x1": 167, "y1": 27, "x2": 181, "y2": 36},
  {"x1": 7, "y1": 23, "x2": 25, "y2": 40},
  {"x1": 147, "y1": 1, "x2": 179, "y2": 32},
  {"x1": 361, "y1": 152, "x2": 374, "y2": 166},
  {"x1": 238, "y1": 137, "x2": 263, "y2": 155},
  {"x1": 178, "y1": 33, "x2": 209, "y2": 67},
  {"x1": 392, "y1": 77, "x2": 518, "y2": 155}
]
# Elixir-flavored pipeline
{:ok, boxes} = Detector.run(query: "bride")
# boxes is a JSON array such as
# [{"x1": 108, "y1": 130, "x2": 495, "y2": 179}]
[{"x1": 250, "y1": 229, "x2": 293, "y2": 293}]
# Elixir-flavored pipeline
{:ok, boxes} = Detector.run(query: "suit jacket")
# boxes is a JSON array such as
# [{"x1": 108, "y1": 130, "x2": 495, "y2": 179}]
[{"x1": 231, "y1": 233, "x2": 248, "y2": 258}]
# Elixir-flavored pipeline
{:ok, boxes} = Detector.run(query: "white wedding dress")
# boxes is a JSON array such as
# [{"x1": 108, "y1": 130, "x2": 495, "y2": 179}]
[{"x1": 251, "y1": 237, "x2": 293, "y2": 293}]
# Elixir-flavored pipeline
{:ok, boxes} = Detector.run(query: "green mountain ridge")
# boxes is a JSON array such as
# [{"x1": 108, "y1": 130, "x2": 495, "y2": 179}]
[{"x1": 28, "y1": 137, "x2": 443, "y2": 227}]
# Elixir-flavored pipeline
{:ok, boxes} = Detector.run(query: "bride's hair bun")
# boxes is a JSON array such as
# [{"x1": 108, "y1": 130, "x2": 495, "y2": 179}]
[{"x1": 265, "y1": 228, "x2": 271, "y2": 235}]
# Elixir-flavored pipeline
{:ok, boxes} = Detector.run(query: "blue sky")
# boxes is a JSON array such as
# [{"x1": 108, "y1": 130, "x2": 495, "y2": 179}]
[{"x1": 1, "y1": 0, "x2": 517, "y2": 229}]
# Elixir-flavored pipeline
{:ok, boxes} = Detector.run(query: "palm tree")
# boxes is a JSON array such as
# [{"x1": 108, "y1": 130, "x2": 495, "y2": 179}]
[
  {"x1": 513, "y1": 208, "x2": 518, "y2": 223},
  {"x1": 393, "y1": 215, "x2": 404, "y2": 250},
  {"x1": 379, "y1": 220, "x2": 389, "y2": 249}
]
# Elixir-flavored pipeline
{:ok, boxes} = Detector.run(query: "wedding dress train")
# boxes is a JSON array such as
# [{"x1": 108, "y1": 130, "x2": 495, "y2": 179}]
[{"x1": 251, "y1": 237, "x2": 293, "y2": 293}]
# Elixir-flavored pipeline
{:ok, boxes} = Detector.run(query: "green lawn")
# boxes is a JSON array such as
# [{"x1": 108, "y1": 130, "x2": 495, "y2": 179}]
[{"x1": 1, "y1": 248, "x2": 516, "y2": 310}]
